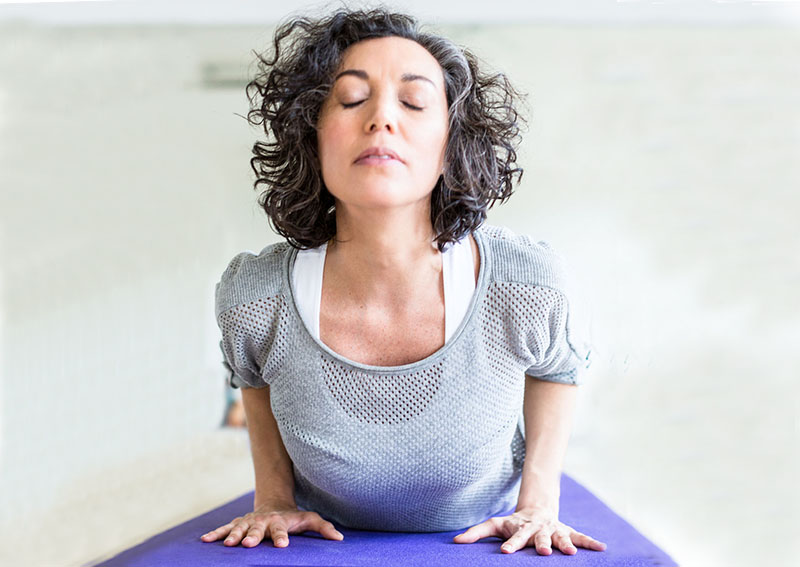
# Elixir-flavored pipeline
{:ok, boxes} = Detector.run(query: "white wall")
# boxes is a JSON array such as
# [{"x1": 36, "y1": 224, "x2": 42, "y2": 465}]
[
  {"x1": 1, "y1": 0, "x2": 799, "y2": 26},
  {"x1": 0, "y1": 22, "x2": 277, "y2": 522},
  {"x1": 0, "y1": 5, "x2": 798, "y2": 567}
]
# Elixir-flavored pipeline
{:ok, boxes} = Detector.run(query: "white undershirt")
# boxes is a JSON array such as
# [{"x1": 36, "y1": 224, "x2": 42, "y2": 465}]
[{"x1": 292, "y1": 236, "x2": 477, "y2": 343}]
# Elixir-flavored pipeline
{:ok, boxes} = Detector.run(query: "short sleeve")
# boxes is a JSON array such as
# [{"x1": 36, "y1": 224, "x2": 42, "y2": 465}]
[
  {"x1": 515, "y1": 238, "x2": 593, "y2": 385},
  {"x1": 216, "y1": 303, "x2": 272, "y2": 390},
  {"x1": 217, "y1": 337, "x2": 264, "y2": 390},
  {"x1": 523, "y1": 286, "x2": 592, "y2": 385},
  {"x1": 214, "y1": 253, "x2": 274, "y2": 390}
]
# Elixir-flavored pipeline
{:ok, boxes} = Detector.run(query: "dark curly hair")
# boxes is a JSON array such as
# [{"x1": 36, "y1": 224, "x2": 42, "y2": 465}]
[{"x1": 245, "y1": 7, "x2": 526, "y2": 251}]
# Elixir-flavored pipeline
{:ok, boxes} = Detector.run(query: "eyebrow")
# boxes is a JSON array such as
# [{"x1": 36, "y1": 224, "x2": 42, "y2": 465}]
[{"x1": 333, "y1": 69, "x2": 436, "y2": 87}]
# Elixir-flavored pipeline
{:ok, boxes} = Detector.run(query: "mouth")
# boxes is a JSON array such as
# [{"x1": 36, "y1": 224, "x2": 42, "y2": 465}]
[
  {"x1": 354, "y1": 147, "x2": 403, "y2": 165},
  {"x1": 355, "y1": 156, "x2": 401, "y2": 166}
]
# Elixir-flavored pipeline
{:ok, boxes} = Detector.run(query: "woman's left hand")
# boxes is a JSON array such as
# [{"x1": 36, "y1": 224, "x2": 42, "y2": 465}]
[{"x1": 453, "y1": 506, "x2": 607, "y2": 555}]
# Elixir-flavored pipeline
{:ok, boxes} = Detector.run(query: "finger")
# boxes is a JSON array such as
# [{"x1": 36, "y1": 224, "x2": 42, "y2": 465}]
[
  {"x1": 570, "y1": 530, "x2": 607, "y2": 551},
  {"x1": 241, "y1": 524, "x2": 266, "y2": 548},
  {"x1": 223, "y1": 521, "x2": 251, "y2": 546},
  {"x1": 241, "y1": 513, "x2": 274, "y2": 548},
  {"x1": 269, "y1": 521, "x2": 290, "y2": 548},
  {"x1": 453, "y1": 519, "x2": 500, "y2": 543},
  {"x1": 303, "y1": 514, "x2": 344, "y2": 541},
  {"x1": 500, "y1": 528, "x2": 534, "y2": 554},
  {"x1": 533, "y1": 529, "x2": 554, "y2": 556},
  {"x1": 201, "y1": 524, "x2": 232, "y2": 542},
  {"x1": 552, "y1": 531, "x2": 577, "y2": 555},
  {"x1": 201, "y1": 517, "x2": 244, "y2": 542}
]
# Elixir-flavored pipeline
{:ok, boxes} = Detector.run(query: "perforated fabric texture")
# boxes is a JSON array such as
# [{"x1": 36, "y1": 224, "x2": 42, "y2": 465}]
[{"x1": 214, "y1": 224, "x2": 592, "y2": 532}]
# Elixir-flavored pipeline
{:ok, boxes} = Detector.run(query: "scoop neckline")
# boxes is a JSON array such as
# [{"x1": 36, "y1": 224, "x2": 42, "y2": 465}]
[{"x1": 282, "y1": 229, "x2": 492, "y2": 374}]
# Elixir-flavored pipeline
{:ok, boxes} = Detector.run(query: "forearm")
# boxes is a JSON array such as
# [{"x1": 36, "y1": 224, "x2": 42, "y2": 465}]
[
  {"x1": 516, "y1": 376, "x2": 578, "y2": 513},
  {"x1": 241, "y1": 385, "x2": 297, "y2": 509}
]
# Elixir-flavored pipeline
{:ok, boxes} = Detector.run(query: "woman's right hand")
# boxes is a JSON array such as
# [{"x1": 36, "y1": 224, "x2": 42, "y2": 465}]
[{"x1": 200, "y1": 503, "x2": 344, "y2": 548}]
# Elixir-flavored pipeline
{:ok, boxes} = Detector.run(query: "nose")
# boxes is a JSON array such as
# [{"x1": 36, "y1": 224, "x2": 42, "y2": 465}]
[{"x1": 364, "y1": 94, "x2": 397, "y2": 134}]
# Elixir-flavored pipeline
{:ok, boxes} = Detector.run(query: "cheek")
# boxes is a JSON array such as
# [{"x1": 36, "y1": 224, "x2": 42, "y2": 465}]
[
  {"x1": 416, "y1": 121, "x2": 449, "y2": 171},
  {"x1": 317, "y1": 120, "x2": 357, "y2": 194},
  {"x1": 318, "y1": 122, "x2": 348, "y2": 169}
]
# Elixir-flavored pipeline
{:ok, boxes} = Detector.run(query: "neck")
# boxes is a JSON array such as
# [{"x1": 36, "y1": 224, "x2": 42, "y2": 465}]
[{"x1": 325, "y1": 205, "x2": 441, "y2": 303}]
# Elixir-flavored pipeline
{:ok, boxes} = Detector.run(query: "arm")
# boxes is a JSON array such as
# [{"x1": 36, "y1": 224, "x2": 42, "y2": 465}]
[
  {"x1": 516, "y1": 376, "x2": 578, "y2": 514},
  {"x1": 240, "y1": 385, "x2": 296, "y2": 509},
  {"x1": 454, "y1": 376, "x2": 604, "y2": 555},
  {"x1": 202, "y1": 385, "x2": 344, "y2": 547}
]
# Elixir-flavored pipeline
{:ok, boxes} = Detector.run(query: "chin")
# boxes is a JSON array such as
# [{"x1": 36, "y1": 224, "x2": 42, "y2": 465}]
[
  {"x1": 353, "y1": 198, "x2": 427, "y2": 211},
  {"x1": 338, "y1": 182, "x2": 431, "y2": 209}
]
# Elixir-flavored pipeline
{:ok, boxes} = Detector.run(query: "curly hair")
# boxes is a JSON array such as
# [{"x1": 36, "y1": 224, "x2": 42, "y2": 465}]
[{"x1": 245, "y1": 7, "x2": 526, "y2": 250}]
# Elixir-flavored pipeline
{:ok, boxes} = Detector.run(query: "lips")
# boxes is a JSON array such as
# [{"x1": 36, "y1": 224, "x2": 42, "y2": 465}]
[{"x1": 354, "y1": 146, "x2": 403, "y2": 164}]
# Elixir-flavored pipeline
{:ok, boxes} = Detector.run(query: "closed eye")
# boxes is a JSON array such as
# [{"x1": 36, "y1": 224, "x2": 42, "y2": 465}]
[{"x1": 341, "y1": 100, "x2": 424, "y2": 111}]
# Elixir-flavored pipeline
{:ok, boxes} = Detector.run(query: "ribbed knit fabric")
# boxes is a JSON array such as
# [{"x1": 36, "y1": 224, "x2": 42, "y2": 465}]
[{"x1": 215, "y1": 224, "x2": 592, "y2": 532}]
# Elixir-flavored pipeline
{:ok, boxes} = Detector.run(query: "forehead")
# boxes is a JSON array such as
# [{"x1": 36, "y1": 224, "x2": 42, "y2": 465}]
[{"x1": 335, "y1": 36, "x2": 445, "y2": 88}]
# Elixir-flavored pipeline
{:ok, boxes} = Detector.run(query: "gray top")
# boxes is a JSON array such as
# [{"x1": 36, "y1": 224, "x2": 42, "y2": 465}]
[{"x1": 215, "y1": 223, "x2": 591, "y2": 532}]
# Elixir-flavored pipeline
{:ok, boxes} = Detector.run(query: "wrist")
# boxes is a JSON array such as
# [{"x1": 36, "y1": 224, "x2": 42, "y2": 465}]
[
  {"x1": 517, "y1": 470, "x2": 560, "y2": 514},
  {"x1": 515, "y1": 500, "x2": 558, "y2": 516},
  {"x1": 254, "y1": 492, "x2": 296, "y2": 511},
  {"x1": 254, "y1": 500, "x2": 297, "y2": 513}
]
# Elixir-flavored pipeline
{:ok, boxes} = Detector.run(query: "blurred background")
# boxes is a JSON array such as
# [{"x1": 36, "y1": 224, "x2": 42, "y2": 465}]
[{"x1": 0, "y1": 1, "x2": 798, "y2": 565}]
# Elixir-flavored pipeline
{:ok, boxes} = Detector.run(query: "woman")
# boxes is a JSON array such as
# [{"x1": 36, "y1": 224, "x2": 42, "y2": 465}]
[{"x1": 202, "y1": 8, "x2": 605, "y2": 557}]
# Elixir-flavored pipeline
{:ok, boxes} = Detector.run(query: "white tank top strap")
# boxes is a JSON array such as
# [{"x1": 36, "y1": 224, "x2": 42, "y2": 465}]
[
  {"x1": 441, "y1": 235, "x2": 477, "y2": 342},
  {"x1": 292, "y1": 242, "x2": 327, "y2": 340},
  {"x1": 293, "y1": 236, "x2": 476, "y2": 343}
]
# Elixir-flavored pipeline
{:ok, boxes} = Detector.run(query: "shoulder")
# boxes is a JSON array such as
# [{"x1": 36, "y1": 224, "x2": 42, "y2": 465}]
[
  {"x1": 476, "y1": 224, "x2": 568, "y2": 290},
  {"x1": 214, "y1": 240, "x2": 293, "y2": 318}
]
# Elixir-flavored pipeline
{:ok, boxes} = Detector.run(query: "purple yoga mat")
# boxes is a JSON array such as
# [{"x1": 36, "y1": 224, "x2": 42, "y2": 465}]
[{"x1": 86, "y1": 474, "x2": 677, "y2": 567}]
